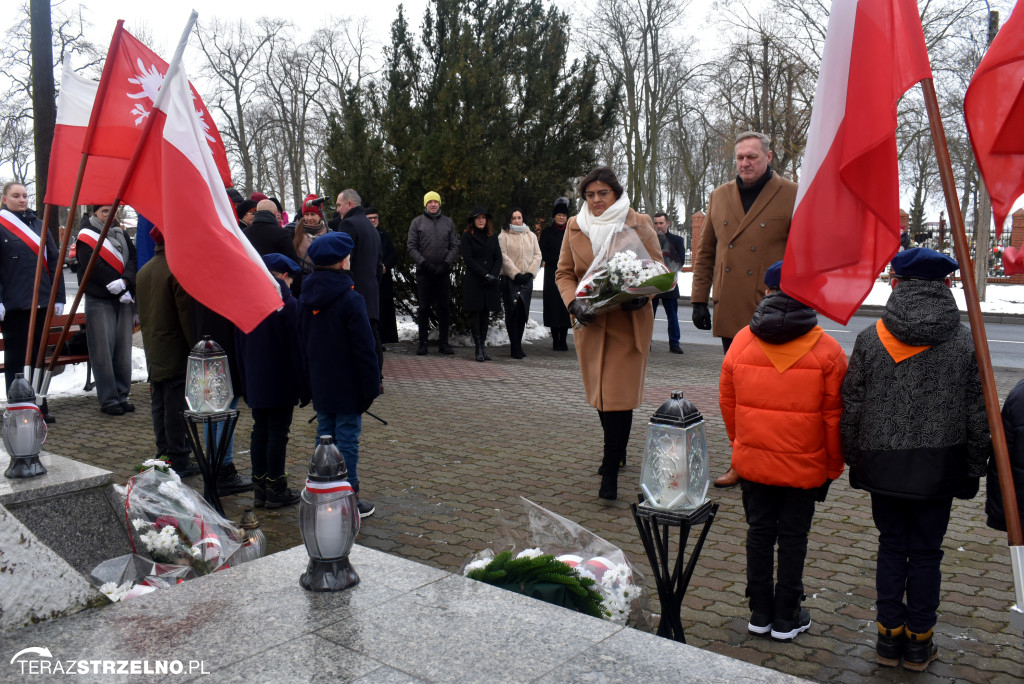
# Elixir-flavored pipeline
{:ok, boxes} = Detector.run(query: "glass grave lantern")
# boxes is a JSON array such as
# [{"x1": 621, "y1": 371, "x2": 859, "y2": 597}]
[
  {"x1": 186, "y1": 336, "x2": 234, "y2": 413},
  {"x1": 3, "y1": 373, "x2": 47, "y2": 479},
  {"x1": 299, "y1": 436, "x2": 360, "y2": 591},
  {"x1": 232, "y1": 508, "x2": 267, "y2": 565},
  {"x1": 639, "y1": 391, "x2": 709, "y2": 511}
]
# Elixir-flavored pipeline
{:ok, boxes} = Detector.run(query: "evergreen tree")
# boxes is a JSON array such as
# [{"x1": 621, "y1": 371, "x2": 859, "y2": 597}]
[{"x1": 322, "y1": 0, "x2": 615, "y2": 323}]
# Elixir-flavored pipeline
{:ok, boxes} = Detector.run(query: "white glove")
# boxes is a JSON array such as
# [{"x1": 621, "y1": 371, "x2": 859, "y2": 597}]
[
  {"x1": 0, "y1": 303, "x2": 5, "y2": 321},
  {"x1": 106, "y1": 278, "x2": 128, "y2": 295},
  {"x1": 119, "y1": 291, "x2": 133, "y2": 304},
  {"x1": 54, "y1": 303, "x2": 64, "y2": 316}
]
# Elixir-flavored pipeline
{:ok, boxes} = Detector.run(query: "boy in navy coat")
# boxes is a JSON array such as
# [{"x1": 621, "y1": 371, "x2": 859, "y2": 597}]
[
  {"x1": 236, "y1": 254, "x2": 309, "y2": 508},
  {"x1": 300, "y1": 232, "x2": 380, "y2": 517}
]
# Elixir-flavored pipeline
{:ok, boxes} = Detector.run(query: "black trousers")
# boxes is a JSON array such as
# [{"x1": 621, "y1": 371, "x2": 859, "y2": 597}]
[
  {"x1": 597, "y1": 409, "x2": 632, "y2": 471},
  {"x1": 416, "y1": 266, "x2": 451, "y2": 344},
  {"x1": 151, "y1": 376, "x2": 189, "y2": 463},
  {"x1": 871, "y1": 493, "x2": 953, "y2": 632},
  {"x1": 250, "y1": 406, "x2": 294, "y2": 480},
  {"x1": 741, "y1": 480, "x2": 818, "y2": 617},
  {"x1": 2, "y1": 309, "x2": 51, "y2": 414},
  {"x1": 721, "y1": 336, "x2": 733, "y2": 354},
  {"x1": 506, "y1": 299, "x2": 527, "y2": 353},
  {"x1": 2, "y1": 309, "x2": 47, "y2": 390}
]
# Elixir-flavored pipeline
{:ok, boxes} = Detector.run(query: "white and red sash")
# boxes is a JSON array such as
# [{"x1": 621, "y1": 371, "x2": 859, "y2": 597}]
[
  {"x1": 0, "y1": 209, "x2": 47, "y2": 263},
  {"x1": 76, "y1": 227, "x2": 126, "y2": 275},
  {"x1": 304, "y1": 479, "x2": 354, "y2": 495}
]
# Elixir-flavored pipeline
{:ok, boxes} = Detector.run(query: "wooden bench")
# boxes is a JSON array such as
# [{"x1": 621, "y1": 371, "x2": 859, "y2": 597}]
[{"x1": 0, "y1": 313, "x2": 95, "y2": 391}]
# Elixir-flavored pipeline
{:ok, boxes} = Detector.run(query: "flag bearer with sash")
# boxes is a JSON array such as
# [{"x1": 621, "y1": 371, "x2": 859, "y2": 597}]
[
  {"x1": 76, "y1": 204, "x2": 138, "y2": 415},
  {"x1": 0, "y1": 182, "x2": 64, "y2": 419}
]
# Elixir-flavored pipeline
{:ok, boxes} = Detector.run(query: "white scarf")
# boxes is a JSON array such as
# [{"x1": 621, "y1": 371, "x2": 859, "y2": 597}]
[
  {"x1": 509, "y1": 223, "x2": 528, "y2": 233},
  {"x1": 576, "y1": 193, "x2": 630, "y2": 253}
]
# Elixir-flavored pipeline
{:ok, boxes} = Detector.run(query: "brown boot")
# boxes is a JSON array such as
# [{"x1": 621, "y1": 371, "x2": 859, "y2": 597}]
[{"x1": 713, "y1": 467, "x2": 740, "y2": 488}]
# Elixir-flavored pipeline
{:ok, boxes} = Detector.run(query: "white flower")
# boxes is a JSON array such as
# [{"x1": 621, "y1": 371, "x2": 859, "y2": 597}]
[
  {"x1": 189, "y1": 546, "x2": 201, "y2": 559},
  {"x1": 464, "y1": 558, "x2": 490, "y2": 575},
  {"x1": 99, "y1": 581, "x2": 134, "y2": 602},
  {"x1": 141, "y1": 459, "x2": 168, "y2": 470},
  {"x1": 515, "y1": 548, "x2": 543, "y2": 560},
  {"x1": 132, "y1": 519, "x2": 148, "y2": 531}
]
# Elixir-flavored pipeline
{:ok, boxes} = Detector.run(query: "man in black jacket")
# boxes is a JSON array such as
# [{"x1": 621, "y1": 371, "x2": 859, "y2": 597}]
[
  {"x1": 244, "y1": 200, "x2": 299, "y2": 261},
  {"x1": 335, "y1": 189, "x2": 383, "y2": 379},
  {"x1": 651, "y1": 211, "x2": 686, "y2": 354},
  {"x1": 841, "y1": 248, "x2": 990, "y2": 672},
  {"x1": 407, "y1": 191, "x2": 458, "y2": 355}
]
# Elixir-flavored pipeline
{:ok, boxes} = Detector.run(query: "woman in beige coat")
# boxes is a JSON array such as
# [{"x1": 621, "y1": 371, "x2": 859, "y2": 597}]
[
  {"x1": 498, "y1": 208, "x2": 542, "y2": 359},
  {"x1": 556, "y1": 167, "x2": 661, "y2": 500}
]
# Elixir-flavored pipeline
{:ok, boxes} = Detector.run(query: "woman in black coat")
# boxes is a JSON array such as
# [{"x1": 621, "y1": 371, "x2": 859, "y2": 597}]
[
  {"x1": 460, "y1": 207, "x2": 502, "y2": 362},
  {"x1": 539, "y1": 197, "x2": 572, "y2": 350}
]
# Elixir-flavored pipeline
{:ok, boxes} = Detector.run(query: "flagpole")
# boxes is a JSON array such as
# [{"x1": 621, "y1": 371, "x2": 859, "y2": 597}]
[
  {"x1": 32, "y1": 30, "x2": 127, "y2": 390},
  {"x1": 24, "y1": 203, "x2": 52, "y2": 382},
  {"x1": 40, "y1": 11, "x2": 200, "y2": 398},
  {"x1": 921, "y1": 76, "x2": 1024, "y2": 627}
]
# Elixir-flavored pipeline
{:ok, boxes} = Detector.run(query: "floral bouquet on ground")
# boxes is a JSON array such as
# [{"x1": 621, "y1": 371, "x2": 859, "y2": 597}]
[
  {"x1": 461, "y1": 498, "x2": 649, "y2": 626},
  {"x1": 574, "y1": 226, "x2": 676, "y2": 321},
  {"x1": 93, "y1": 460, "x2": 246, "y2": 601}
]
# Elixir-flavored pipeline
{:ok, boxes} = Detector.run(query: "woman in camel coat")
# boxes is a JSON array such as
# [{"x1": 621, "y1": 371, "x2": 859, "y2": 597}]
[{"x1": 555, "y1": 167, "x2": 661, "y2": 500}]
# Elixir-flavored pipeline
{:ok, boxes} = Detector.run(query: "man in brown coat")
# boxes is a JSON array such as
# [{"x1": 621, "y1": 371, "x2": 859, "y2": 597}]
[{"x1": 691, "y1": 131, "x2": 797, "y2": 487}]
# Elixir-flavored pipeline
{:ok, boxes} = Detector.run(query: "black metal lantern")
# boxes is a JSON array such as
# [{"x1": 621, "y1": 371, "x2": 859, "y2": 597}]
[
  {"x1": 299, "y1": 436, "x2": 360, "y2": 591},
  {"x1": 639, "y1": 391, "x2": 709, "y2": 511},
  {"x1": 3, "y1": 374, "x2": 47, "y2": 479}
]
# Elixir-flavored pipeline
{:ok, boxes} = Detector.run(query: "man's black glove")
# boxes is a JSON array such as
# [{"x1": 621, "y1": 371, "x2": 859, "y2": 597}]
[
  {"x1": 692, "y1": 302, "x2": 712, "y2": 330},
  {"x1": 620, "y1": 296, "x2": 649, "y2": 312},
  {"x1": 418, "y1": 262, "x2": 435, "y2": 276},
  {"x1": 568, "y1": 299, "x2": 596, "y2": 326},
  {"x1": 437, "y1": 262, "x2": 451, "y2": 275},
  {"x1": 484, "y1": 274, "x2": 499, "y2": 286},
  {"x1": 814, "y1": 479, "x2": 833, "y2": 502}
]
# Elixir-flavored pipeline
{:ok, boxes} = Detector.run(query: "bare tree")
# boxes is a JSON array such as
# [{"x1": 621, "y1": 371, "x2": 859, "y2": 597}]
[{"x1": 196, "y1": 18, "x2": 284, "y2": 196}]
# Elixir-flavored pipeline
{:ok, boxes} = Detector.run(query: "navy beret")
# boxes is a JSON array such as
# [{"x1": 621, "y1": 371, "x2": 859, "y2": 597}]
[
  {"x1": 764, "y1": 260, "x2": 783, "y2": 288},
  {"x1": 307, "y1": 231, "x2": 354, "y2": 265},
  {"x1": 891, "y1": 248, "x2": 957, "y2": 280},
  {"x1": 262, "y1": 253, "x2": 300, "y2": 277}
]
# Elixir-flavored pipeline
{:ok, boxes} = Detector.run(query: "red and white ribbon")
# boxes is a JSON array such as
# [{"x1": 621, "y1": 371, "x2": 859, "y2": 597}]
[
  {"x1": 0, "y1": 209, "x2": 46, "y2": 264},
  {"x1": 304, "y1": 479, "x2": 354, "y2": 495},
  {"x1": 76, "y1": 227, "x2": 126, "y2": 275}
]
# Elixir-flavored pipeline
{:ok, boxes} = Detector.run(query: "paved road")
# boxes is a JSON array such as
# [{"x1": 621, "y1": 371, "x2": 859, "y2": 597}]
[{"x1": 531, "y1": 299, "x2": 1024, "y2": 370}]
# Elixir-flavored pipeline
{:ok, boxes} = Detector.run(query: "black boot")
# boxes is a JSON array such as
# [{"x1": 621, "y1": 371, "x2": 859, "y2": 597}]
[
  {"x1": 264, "y1": 475, "x2": 301, "y2": 509},
  {"x1": 253, "y1": 475, "x2": 267, "y2": 508},
  {"x1": 598, "y1": 452, "x2": 619, "y2": 500},
  {"x1": 217, "y1": 463, "x2": 254, "y2": 495},
  {"x1": 876, "y1": 622, "x2": 905, "y2": 668},
  {"x1": 480, "y1": 323, "x2": 492, "y2": 360},
  {"x1": 903, "y1": 628, "x2": 938, "y2": 672},
  {"x1": 474, "y1": 335, "x2": 485, "y2": 362}
]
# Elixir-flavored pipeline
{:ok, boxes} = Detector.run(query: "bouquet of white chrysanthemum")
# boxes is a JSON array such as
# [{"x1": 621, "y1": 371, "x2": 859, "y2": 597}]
[
  {"x1": 574, "y1": 226, "x2": 675, "y2": 321},
  {"x1": 460, "y1": 498, "x2": 649, "y2": 626}
]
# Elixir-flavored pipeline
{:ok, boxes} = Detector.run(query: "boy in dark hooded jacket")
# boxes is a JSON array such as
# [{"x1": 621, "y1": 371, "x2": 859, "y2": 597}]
[
  {"x1": 236, "y1": 254, "x2": 309, "y2": 509},
  {"x1": 299, "y1": 232, "x2": 380, "y2": 518},
  {"x1": 841, "y1": 248, "x2": 990, "y2": 672},
  {"x1": 720, "y1": 260, "x2": 846, "y2": 643}
]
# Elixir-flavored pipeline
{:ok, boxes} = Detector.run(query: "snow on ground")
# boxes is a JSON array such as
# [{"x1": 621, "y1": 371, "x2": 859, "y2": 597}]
[{"x1": 9, "y1": 270, "x2": 1023, "y2": 402}]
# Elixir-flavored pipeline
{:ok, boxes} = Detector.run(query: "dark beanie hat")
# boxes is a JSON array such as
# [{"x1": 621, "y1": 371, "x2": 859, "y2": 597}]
[
  {"x1": 227, "y1": 187, "x2": 245, "y2": 205},
  {"x1": 553, "y1": 197, "x2": 570, "y2": 216},
  {"x1": 235, "y1": 200, "x2": 258, "y2": 220}
]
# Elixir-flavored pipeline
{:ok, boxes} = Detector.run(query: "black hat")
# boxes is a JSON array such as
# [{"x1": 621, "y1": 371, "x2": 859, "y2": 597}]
[
  {"x1": 226, "y1": 187, "x2": 245, "y2": 206},
  {"x1": 890, "y1": 248, "x2": 958, "y2": 280},
  {"x1": 553, "y1": 197, "x2": 570, "y2": 216},
  {"x1": 364, "y1": 204, "x2": 379, "y2": 216},
  {"x1": 469, "y1": 206, "x2": 491, "y2": 219},
  {"x1": 235, "y1": 200, "x2": 258, "y2": 220}
]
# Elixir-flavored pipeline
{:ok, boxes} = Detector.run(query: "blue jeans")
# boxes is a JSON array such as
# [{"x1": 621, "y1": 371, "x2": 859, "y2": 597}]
[
  {"x1": 85, "y1": 296, "x2": 134, "y2": 409},
  {"x1": 652, "y1": 295, "x2": 680, "y2": 347},
  {"x1": 315, "y1": 412, "x2": 362, "y2": 492},
  {"x1": 205, "y1": 396, "x2": 240, "y2": 465}
]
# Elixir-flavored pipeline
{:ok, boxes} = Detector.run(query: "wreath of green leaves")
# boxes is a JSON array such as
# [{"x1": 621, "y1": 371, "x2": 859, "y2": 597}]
[{"x1": 466, "y1": 550, "x2": 607, "y2": 619}]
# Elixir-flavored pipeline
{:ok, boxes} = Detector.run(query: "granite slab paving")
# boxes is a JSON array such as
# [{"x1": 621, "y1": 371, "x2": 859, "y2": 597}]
[
  {"x1": 0, "y1": 545, "x2": 800, "y2": 684},
  {"x1": 25, "y1": 329, "x2": 1024, "y2": 682}
]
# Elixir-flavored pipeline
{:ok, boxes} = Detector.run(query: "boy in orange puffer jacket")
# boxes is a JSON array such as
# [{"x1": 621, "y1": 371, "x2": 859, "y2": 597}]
[{"x1": 719, "y1": 260, "x2": 847, "y2": 643}]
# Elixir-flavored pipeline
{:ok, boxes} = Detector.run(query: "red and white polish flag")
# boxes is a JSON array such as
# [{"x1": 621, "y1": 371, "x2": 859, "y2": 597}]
[
  {"x1": 116, "y1": 27, "x2": 281, "y2": 333},
  {"x1": 780, "y1": 0, "x2": 932, "y2": 324},
  {"x1": 44, "y1": 60, "x2": 126, "y2": 207}
]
